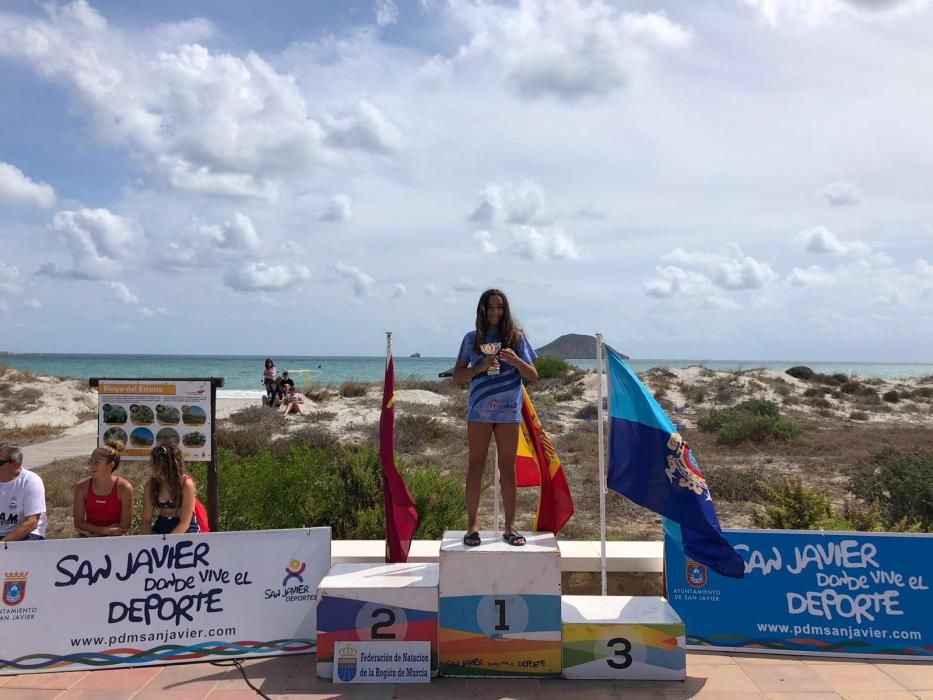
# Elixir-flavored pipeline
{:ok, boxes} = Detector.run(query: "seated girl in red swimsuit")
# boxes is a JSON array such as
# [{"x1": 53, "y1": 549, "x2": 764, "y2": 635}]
[{"x1": 72, "y1": 441, "x2": 134, "y2": 537}]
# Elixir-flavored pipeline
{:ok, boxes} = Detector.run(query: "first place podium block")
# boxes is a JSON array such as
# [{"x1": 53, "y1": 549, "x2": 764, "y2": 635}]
[
  {"x1": 316, "y1": 563, "x2": 439, "y2": 679},
  {"x1": 438, "y1": 531, "x2": 562, "y2": 678},
  {"x1": 561, "y1": 595, "x2": 686, "y2": 680}
]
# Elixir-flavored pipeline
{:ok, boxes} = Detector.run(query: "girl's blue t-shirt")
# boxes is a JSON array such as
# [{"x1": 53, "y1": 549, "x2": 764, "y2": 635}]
[{"x1": 457, "y1": 329, "x2": 537, "y2": 423}]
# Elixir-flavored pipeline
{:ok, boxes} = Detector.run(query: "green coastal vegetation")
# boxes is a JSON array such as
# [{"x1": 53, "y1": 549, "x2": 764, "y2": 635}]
[{"x1": 6, "y1": 360, "x2": 933, "y2": 540}]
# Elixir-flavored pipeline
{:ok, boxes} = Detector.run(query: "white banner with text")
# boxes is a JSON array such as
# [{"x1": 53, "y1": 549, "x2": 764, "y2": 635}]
[{"x1": 0, "y1": 529, "x2": 331, "y2": 674}]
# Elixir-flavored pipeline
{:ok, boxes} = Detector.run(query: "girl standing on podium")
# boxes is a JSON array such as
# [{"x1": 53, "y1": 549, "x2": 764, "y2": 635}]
[{"x1": 452, "y1": 288, "x2": 538, "y2": 547}]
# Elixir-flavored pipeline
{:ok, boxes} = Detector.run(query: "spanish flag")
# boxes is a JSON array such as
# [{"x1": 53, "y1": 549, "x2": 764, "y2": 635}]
[
  {"x1": 515, "y1": 386, "x2": 574, "y2": 535},
  {"x1": 380, "y1": 352, "x2": 419, "y2": 562}
]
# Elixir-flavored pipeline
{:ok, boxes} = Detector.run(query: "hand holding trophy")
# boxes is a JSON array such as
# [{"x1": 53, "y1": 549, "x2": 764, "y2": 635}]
[{"x1": 479, "y1": 342, "x2": 502, "y2": 375}]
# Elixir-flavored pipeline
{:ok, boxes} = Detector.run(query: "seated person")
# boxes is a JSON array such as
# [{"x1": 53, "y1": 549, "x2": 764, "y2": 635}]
[
  {"x1": 73, "y1": 442, "x2": 134, "y2": 536},
  {"x1": 283, "y1": 385, "x2": 304, "y2": 415},
  {"x1": 140, "y1": 444, "x2": 201, "y2": 535},
  {"x1": 0, "y1": 443, "x2": 47, "y2": 542},
  {"x1": 262, "y1": 378, "x2": 284, "y2": 408},
  {"x1": 279, "y1": 370, "x2": 295, "y2": 391}
]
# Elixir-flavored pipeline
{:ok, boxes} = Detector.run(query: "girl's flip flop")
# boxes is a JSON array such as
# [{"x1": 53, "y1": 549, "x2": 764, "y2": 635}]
[
  {"x1": 463, "y1": 531, "x2": 481, "y2": 547},
  {"x1": 502, "y1": 531, "x2": 526, "y2": 546}
]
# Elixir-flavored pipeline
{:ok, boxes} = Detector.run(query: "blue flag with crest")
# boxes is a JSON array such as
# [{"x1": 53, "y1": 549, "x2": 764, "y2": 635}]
[{"x1": 606, "y1": 345, "x2": 745, "y2": 579}]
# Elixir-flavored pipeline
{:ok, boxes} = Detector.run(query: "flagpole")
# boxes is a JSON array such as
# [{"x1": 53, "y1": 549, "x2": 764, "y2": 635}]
[
  {"x1": 386, "y1": 331, "x2": 392, "y2": 367},
  {"x1": 596, "y1": 333, "x2": 608, "y2": 596},
  {"x1": 493, "y1": 451, "x2": 500, "y2": 535}
]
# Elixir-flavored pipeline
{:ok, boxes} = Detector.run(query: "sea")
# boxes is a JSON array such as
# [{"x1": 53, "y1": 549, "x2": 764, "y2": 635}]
[{"x1": 2, "y1": 353, "x2": 931, "y2": 398}]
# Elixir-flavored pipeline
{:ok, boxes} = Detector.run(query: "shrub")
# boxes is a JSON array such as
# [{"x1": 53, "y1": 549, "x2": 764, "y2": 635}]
[
  {"x1": 754, "y1": 476, "x2": 833, "y2": 530},
  {"x1": 808, "y1": 396, "x2": 832, "y2": 410},
  {"x1": 202, "y1": 443, "x2": 465, "y2": 537},
  {"x1": 698, "y1": 401, "x2": 802, "y2": 445},
  {"x1": 340, "y1": 380, "x2": 369, "y2": 398},
  {"x1": 307, "y1": 410, "x2": 337, "y2": 423},
  {"x1": 535, "y1": 356, "x2": 571, "y2": 380},
  {"x1": 912, "y1": 387, "x2": 933, "y2": 400},
  {"x1": 882, "y1": 390, "x2": 900, "y2": 403},
  {"x1": 703, "y1": 465, "x2": 773, "y2": 503},
  {"x1": 841, "y1": 381, "x2": 860, "y2": 394},
  {"x1": 848, "y1": 449, "x2": 933, "y2": 530},
  {"x1": 680, "y1": 383, "x2": 706, "y2": 404},
  {"x1": 395, "y1": 415, "x2": 452, "y2": 452},
  {"x1": 786, "y1": 366, "x2": 814, "y2": 380},
  {"x1": 849, "y1": 411, "x2": 869, "y2": 421},
  {"x1": 803, "y1": 387, "x2": 828, "y2": 398},
  {"x1": 305, "y1": 387, "x2": 334, "y2": 402},
  {"x1": 575, "y1": 403, "x2": 598, "y2": 420},
  {"x1": 552, "y1": 384, "x2": 585, "y2": 402},
  {"x1": 228, "y1": 405, "x2": 280, "y2": 426}
]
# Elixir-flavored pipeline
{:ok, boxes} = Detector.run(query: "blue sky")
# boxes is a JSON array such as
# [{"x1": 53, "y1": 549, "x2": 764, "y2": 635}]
[{"x1": 1, "y1": 0, "x2": 932, "y2": 360}]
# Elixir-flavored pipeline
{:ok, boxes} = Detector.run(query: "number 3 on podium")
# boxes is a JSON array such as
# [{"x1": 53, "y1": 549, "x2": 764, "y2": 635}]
[{"x1": 606, "y1": 637, "x2": 632, "y2": 669}]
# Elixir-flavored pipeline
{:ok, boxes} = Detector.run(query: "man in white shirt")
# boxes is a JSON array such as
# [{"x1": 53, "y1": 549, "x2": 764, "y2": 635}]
[{"x1": 0, "y1": 443, "x2": 48, "y2": 541}]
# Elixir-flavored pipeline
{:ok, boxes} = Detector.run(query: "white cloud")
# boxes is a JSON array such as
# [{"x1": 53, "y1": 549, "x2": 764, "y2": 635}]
[
  {"x1": 45, "y1": 208, "x2": 142, "y2": 280},
  {"x1": 470, "y1": 180, "x2": 550, "y2": 225},
  {"x1": 393, "y1": 283, "x2": 407, "y2": 297},
  {"x1": 915, "y1": 259, "x2": 933, "y2": 277},
  {"x1": 644, "y1": 265, "x2": 713, "y2": 298},
  {"x1": 205, "y1": 212, "x2": 261, "y2": 251},
  {"x1": 474, "y1": 230, "x2": 499, "y2": 255},
  {"x1": 510, "y1": 226, "x2": 580, "y2": 261},
  {"x1": 281, "y1": 240, "x2": 304, "y2": 254},
  {"x1": 23, "y1": 298, "x2": 42, "y2": 309},
  {"x1": 442, "y1": 0, "x2": 691, "y2": 101},
  {"x1": 788, "y1": 265, "x2": 835, "y2": 287},
  {"x1": 376, "y1": 0, "x2": 400, "y2": 26},
  {"x1": 104, "y1": 281, "x2": 139, "y2": 304},
  {"x1": 319, "y1": 194, "x2": 353, "y2": 223},
  {"x1": 140, "y1": 306, "x2": 169, "y2": 317},
  {"x1": 715, "y1": 255, "x2": 777, "y2": 290},
  {"x1": 334, "y1": 261, "x2": 375, "y2": 296},
  {"x1": 800, "y1": 225, "x2": 872, "y2": 256},
  {"x1": 0, "y1": 264, "x2": 22, "y2": 295},
  {"x1": 0, "y1": 161, "x2": 55, "y2": 208},
  {"x1": 739, "y1": 0, "x2": 925, "y2": 26},
  {"x1": 423, "y1": 283, "x2": 438, "y2": 296},
  {"x1": 0, "y1": 3, "x2": 346, "y2": 198},
  {"x1": 452, "y1": 277, "x2": 477, "y2": 291},
  {"x1": 152, "y1": 17, "x2": 216, "y2": 48},
  {"x1": 322, "y1": 99, "x2": 402, "y2": 154},
  {"x1": 224, "y1": 262, "x2": 311, "y2": 292},
  {"x1": 822, "y1": 180, "x2": 862, "y2": 206},
  {"x1": 659, "y1": 245, "x2": 776, "y2": 291}
]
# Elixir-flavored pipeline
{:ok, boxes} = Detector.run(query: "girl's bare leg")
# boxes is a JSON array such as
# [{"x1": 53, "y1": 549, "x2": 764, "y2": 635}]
[
  {"x1": 466, "y1": 422, "x2": 494, "y2": 533},
  {"x1": 493, "y1": 423, "x2": 520, "y2": 532}
]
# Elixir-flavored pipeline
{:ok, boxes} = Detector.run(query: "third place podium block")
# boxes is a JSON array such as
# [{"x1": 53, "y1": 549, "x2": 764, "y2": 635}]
[
  {"x1": 438, "y1": 531, "x2": 562, "y2": 678},
  {"x1": 561, "y1": 595, "x2": 686, "y2": 680},
  {"x1": 316, "y1": 563, "x2": 439, "y2": 678}
]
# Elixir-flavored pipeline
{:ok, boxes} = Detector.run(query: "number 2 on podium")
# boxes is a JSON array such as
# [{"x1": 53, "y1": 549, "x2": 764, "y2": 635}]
[{"x1": 370, "y1": 607, "x2": 396, "y2": 639}]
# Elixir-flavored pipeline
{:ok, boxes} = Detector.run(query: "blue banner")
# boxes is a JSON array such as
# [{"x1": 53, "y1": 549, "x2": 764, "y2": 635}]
[{"x1": 665, "y1": 529, "x2": 933, "y2": 658}]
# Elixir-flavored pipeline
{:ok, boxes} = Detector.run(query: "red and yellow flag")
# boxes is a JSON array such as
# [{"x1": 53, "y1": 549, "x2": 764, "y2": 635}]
[{"x1": 515, "y1": 387, "x2": 574, "y2": 535}]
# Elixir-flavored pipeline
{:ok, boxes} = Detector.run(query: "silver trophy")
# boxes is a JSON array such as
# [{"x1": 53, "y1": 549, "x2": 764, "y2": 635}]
[{"x1": 479, "y1": 342, "x2": 502, "y2": 375}]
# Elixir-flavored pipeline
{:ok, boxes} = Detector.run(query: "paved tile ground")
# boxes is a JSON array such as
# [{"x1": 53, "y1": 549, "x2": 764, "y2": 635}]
[{"x1": 1, "y1": 652, "x2": 931, "y2": 699}]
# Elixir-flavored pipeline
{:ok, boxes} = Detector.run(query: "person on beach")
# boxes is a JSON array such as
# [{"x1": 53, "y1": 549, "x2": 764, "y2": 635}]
[
  {"x1": 282, "y1": 384, "x2": 304, "y2": 416},
  {"x1": 452, "y1": 289, "x2": 538, "y2": 547},
  {"x1": 0, "y1": 443, "x2": 47, "y2": 541},
  {"x1": 262, "y1": 357, "x2": 277, "y2": 404},
  {"x1": 72, "y1": 442, "x2": 134, "y2": 537},
  {"x1": 140, "y1": 444, "x2": 201, "y2": 535},
  {"x1": 279, "y1": 370, "x2": 295, "y2": 392}
]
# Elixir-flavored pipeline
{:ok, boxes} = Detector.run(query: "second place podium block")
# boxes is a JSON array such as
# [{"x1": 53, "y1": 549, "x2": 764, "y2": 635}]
[
  {"x1": 438, "y1": 531, "x2": 562, "y2": 678},
  {"x1": 316, "y1": 562, "x2": 439, "y2": 678}
]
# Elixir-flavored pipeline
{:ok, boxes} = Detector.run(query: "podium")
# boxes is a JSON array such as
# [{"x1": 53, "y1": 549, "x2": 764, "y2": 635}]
[
  {"x1": 438, "y1": 531, "x2": 562, "y2": 678},
  {"x1": 561, "y1": 595, "x2": 686, "y2": 680},
  {"x1": 316, "y1": 562, "x2": 439, "y2": 678}
]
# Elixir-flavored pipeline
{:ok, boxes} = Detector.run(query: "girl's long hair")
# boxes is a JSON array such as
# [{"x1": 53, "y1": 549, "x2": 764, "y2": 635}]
[
  {"x1": 474, "y1": 288, "x2": 521, "y2": 353},
  {"x1": 149, "y1": 444, "x2": 186, "y2": 508}
]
